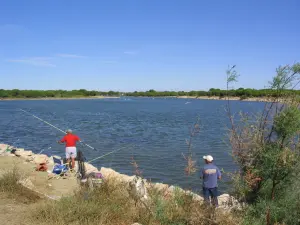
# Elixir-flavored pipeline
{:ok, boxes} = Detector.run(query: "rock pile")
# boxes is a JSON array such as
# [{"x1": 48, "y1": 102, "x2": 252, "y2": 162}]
[{"x1": 0, "y1": 142, "x2": 241, "y2": 210}]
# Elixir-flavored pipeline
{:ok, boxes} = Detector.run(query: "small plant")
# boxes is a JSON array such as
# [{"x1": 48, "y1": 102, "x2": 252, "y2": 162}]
[
  {"x1": 183, "y1": 118, "x2": 201, "y2": 176},
  {"x1": 130, "y1": 156, "x2": 143, "y2": 177}
]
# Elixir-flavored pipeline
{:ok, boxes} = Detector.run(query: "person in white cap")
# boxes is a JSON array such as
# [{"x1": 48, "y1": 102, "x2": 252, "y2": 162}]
[
  {"x1": 201, "y1": 155, "x2": 221, "y2": 206},
  {"x1": 58, "y1": 129, "x2": 80, "y2": 170}
]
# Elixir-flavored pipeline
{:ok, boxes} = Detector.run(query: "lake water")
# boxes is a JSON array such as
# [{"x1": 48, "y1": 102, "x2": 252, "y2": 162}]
[{"x1": 0, "y1": 98, "x2": 265, "y2": 193}]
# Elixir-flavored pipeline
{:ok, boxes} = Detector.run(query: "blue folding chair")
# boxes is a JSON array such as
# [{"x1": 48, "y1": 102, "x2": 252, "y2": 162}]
[{"x1": 52, "y1": 156, "x2": 68, "y2": 175}]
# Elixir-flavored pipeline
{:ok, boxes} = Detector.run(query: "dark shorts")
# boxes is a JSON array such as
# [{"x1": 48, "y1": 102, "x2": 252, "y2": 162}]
[{"x1": 203, "y1": 187, "x2": 219, "y2": 206}]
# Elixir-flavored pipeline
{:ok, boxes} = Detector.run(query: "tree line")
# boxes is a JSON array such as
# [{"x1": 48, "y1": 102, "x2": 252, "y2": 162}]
[
  {"x1": 1, "y1": 88, "x2": 299, "y2": 99},
  {"x1": 125, "y1": 88, "x2": 300, "y2": 98},
  {"x1": 0, "y1": 89, "x2": 120, "y2": 98}
]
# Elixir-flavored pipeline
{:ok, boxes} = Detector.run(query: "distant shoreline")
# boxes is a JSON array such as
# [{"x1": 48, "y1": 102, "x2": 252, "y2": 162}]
[
  {"x1": 175, "y1": 96, "x2": 270, "y2": 102},
  {"x1": 0, "y1": 95, "x2": 282, "y2": 103},
  {"x1": 130, "y1": 95, "x2": 273, "y2": 102},
  {"x1": 0, "y1": 96, "x2": 120, "y2": 101}
]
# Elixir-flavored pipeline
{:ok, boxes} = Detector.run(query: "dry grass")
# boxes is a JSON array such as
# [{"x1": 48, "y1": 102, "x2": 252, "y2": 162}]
[
  {"x1": 31, "y1": 178, "x2": 240, "y2": 225},
  {"x1": 0, "y1": 167, "x2": 41, "y2": 204},
  {"x1": 0, "y1": 167, "x2": 240, "y2": 225}
]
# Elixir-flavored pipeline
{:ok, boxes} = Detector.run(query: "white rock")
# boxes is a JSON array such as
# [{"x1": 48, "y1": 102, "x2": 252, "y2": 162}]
[
  {"x1": 132, "y1": 223, "x2": 143, "y2": 225},
  {"x1": 33, "y1": 154, "x2": 49, "y2": 164},
  {"x1": 15, "y1": 150, "x2": 32, "y2": 157},
  {"x1": 217, "y1": 194, "x2": 243, "y2": 210},
  {"x1": 100, "y1": 167, "x2": 134, "y2": 183},
  {"x1": 193, "y1": 194, "x2": 204, "y2": 202},
  {"x1": 128, "y1": 176, "x2": 148, "y2": 201},
  {"x1": 85, "y1": 163, "x2": 98, "y2": 174},
  {"x1": 18, "y1": 178, "x2": 34, "y2": 189},
  {"x1": 218, "y1": 194, "x2": 230, "y2": 205}
]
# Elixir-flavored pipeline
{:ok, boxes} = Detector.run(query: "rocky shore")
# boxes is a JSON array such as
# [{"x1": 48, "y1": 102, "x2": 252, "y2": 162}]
[{"x1": 0, "y1": 142, "x2": 240, "y2": 211}]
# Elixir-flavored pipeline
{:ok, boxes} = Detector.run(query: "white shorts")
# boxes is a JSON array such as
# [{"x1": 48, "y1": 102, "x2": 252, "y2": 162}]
[{"x1": 66, "y1": 147, "x2": 77, "y2": 159}]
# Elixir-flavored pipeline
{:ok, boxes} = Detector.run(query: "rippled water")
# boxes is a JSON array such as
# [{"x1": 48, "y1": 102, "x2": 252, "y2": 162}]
[{"x1": 0, "y1": 98, "x2": 264, "y2": 193}]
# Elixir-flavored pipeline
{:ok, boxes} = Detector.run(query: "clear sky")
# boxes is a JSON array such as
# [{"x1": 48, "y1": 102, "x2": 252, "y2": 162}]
[{"x1": 0, "y1": 0, "x2": 299, "y2": 92}]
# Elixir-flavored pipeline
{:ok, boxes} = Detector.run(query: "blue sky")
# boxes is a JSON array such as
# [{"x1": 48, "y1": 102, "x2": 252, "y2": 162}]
[{"x1": 0, "y1": 0, "x2": 299, "y2": 91}]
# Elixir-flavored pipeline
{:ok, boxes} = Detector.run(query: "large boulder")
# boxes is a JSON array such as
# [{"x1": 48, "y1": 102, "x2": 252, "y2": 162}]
[
  {"x1": 100, "y1": 167, "x2": 134, "y2": 183},
  {"x1": 128, "y1": 176, "x2": 148, "y2": 201},
  {"x1": 85, "y1": 163, "x2": 98, "y2": 174},
  {"x1": 15, "y1": 150, "x2": 32, "y2": 157},
  {"x1": 14, "y1": 150, "x2": 33, "y2": 161},
  {"x1": 218, "y1": 194, "x2": 243, "y2": 210},
  {"x1": 33, "y1": 154, "x2": 49, "y2": 164}
]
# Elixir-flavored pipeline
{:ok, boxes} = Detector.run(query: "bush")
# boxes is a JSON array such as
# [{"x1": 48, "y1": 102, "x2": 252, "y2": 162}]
[
  {"x1": 243, "y1": 165, "x2": 300, "y2": 225},
  {"x1": 226, "y1": 63, "x2": 300, "y2": 225},
  {"x1": 0, "y1": 167, "x2": 40, "y2": 203}
]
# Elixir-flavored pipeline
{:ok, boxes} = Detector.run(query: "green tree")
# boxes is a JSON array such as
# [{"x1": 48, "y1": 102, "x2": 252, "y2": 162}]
[{"x1": 227, "y1": 62, "x2": 300, "y2": 225}]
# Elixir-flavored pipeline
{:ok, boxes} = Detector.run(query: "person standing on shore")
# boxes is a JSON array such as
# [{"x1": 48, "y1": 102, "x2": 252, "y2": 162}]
[
  {"x1": 201, "y1": 155, "x2": 221, "y2": 207},
  {"x1": 58, "y1": 129, "x2": 80, "y2": 170}
]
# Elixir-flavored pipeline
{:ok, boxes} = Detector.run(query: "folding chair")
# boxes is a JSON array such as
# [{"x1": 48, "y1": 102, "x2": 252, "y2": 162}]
[{"x1": 51, "y1": 156, "x2": 69, "y2": 178}]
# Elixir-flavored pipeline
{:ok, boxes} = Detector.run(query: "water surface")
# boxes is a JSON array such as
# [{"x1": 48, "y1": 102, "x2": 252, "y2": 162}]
[{"x1": 0, "y1": 98, "x2": 264, "y2": 193}]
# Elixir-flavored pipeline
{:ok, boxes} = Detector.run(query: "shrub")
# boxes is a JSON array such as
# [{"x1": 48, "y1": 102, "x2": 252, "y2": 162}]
[{"x1": 226, "y1": 63, "x2": 300, "y2": 225}]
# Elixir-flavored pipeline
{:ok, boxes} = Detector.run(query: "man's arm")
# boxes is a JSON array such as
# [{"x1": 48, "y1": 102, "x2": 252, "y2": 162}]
[
  {"x1": 217, "y1": 167, "x2": 222, "y2": 180},
  {"x1": 200, "y1": 168, "x2": 204, "y2": 179},
  {"x1": 57, "y1": 136, "x2": 66, "y2": 144}
]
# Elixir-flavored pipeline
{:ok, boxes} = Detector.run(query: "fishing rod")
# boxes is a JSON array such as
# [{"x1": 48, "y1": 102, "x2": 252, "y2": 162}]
[{"x1": 19, "y1": 108, "x2": 96, "y2": 151}]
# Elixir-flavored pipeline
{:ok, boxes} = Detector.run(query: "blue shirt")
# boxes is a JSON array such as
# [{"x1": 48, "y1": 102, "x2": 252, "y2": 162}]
[{"x1": 201, "y1": 163, "x2": 221, "y2": 188}]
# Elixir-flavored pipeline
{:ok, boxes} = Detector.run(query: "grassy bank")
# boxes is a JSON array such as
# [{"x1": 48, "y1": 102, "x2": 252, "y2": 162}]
[{"x1": 0, "y1": 168, "x2": 240, "y2": 225}]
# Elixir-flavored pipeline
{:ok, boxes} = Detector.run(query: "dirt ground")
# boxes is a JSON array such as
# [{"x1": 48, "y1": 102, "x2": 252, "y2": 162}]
[
  {"x1": 0, "y1": 194, "x2": 37, "y2": 225},
  {"x1": 0, "y1": 156, "x2": 80, "y2": 225},
  {"x1": 0, "y1": 156, "x2": 78, "y2": 198}
]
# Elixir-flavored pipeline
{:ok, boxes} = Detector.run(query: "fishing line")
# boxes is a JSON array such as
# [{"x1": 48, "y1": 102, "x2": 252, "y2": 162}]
[
  {"x1": 87, "y1": 145, "x2": 132, "y2": 164},
  {"x1": 19, "y1": 108, "x2": 97, "y2": 151},
  {"x1": 39, "y1": 146, "x2": 52, "y2": 154}
]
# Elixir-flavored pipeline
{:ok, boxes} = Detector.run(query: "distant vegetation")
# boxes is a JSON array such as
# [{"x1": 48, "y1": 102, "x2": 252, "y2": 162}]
[
  {"x1": 0, "y1": 89, "x2": 120, "y2": 98},
  {"x1": 1, "y1": 88, "x2": 300, "y2": 99},
  {"x1": 126, "y1": 88, "x2": 300, "y2": 98}
]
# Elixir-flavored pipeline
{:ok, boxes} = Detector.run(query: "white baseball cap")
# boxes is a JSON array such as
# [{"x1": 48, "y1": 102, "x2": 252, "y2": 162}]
[{"x1": 203, "y1": 155, "x2": 214, "y2": 162}]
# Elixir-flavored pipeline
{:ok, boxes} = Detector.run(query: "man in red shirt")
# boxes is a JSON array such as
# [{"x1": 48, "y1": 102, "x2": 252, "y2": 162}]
[{"x1": 58, "y1": 129, "x2": 80, "y2": 169}]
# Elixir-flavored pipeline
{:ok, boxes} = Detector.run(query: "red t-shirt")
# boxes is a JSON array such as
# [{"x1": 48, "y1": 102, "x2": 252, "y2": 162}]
[{"x1": 60, "y1": 134, "x2": 80, "y2": 147}]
